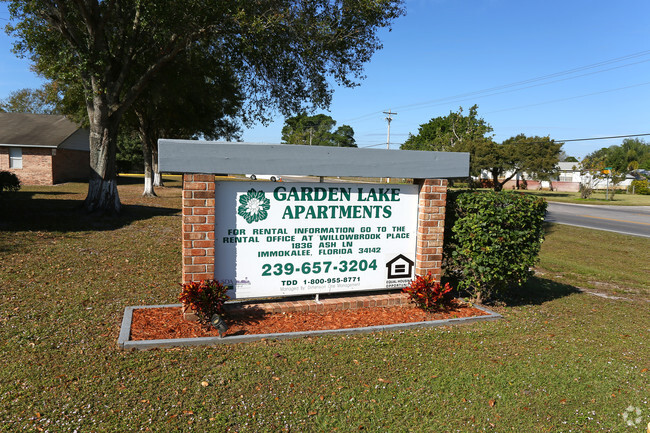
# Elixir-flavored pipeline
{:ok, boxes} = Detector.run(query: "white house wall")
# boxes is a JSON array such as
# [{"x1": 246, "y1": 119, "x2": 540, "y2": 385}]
[
  {"x1": 479, "y1": 167, "x2": 632, "y2": 189},
  {"x1": 59, "y1": 128, "x2": 90, "y2": 151}
]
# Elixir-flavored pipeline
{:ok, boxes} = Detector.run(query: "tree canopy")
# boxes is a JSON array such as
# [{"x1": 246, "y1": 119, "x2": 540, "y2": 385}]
[
  {"x1": 0, "y1": 84, "x2": 60, "y2": 114},
  {"x1": 582, "y1": 138, "x2": 650, "y2": 172},
  {"x1": 401, "y1": 105, "x2": 493, "y2": 152},
  {"x1": 400, "y1": 105, "x2": 494, "y2": 176},
  {"x1": 401, "y1": 106, "x2": 562, "y2": 190},
  {"x1": 281, "y1": 113, "x2": 356, "y2": 147},
  {"x1": 6, "y1": 0, "x2": 403, "y2": 213},
  {"x1": 128, "y1": 47, "x2": 244, "y2": 196},
  {"x1": 491, "y1": 134, "x2": 562, "y2": 191}
]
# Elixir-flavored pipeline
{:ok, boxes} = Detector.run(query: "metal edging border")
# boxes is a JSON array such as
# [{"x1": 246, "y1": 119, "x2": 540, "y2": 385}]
[{"x1": 118, "y1": 303, "x2": 502, "y2": 351}]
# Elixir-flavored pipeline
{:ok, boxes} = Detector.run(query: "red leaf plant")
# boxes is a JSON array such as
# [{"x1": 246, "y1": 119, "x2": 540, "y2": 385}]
[
  {"x1": 178, "y1": 279, "x2": 230, "y2": 325},
  {"x1": 402, "y1": 272, "x2": 454, "y2": 312}
]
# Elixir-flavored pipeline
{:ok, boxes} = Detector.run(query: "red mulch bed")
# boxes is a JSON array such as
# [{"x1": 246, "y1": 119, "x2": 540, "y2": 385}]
[{"x1": 129, "y1": 300, "x2": 489, "y2": 341}]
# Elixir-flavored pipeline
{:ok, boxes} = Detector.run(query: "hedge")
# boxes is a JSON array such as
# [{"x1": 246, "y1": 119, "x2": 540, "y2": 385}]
[{"x1": 443, "y1": 190, "x2": 547, "y2": 302}]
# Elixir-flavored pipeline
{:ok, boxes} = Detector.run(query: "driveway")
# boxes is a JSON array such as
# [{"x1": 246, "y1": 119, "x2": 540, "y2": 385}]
[{"x1": 545, "y1": 202, "x2": 650, "y2": 238}]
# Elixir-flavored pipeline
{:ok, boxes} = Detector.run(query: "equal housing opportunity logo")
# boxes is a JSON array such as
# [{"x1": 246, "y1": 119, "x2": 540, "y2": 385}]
[{"x1": 237, "y1": 189, "x2": 271, "y2": 223}]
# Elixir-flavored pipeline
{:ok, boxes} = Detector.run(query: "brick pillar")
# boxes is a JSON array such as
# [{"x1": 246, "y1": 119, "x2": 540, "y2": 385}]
[
  {"x1": 415, "y1": 178, "x2": 448, "y2": 281},
  {"x1": 182, "y1": 174, "x2": 216, "y2": 283}
]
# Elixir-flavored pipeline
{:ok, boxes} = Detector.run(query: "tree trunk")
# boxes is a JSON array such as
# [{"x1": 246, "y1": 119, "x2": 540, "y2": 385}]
[
  {"x1": 136, "y1": 109, "x2": 161, "y2": 196},
  {"x1": 83, "y1": 104, "x2": 122, "y2": 214},
  {"x1": 491, "y1": 169, "x2": 503, "y2": 192},
  {"x1": 152, "y1": 145, "x2": 164, "y2": 187},
  {"x1": 141, "y1": 134, "x2": 157, "y2": 197},
  {"x1": 491, "y1": 168, "x2": 520, "y2": 192}
]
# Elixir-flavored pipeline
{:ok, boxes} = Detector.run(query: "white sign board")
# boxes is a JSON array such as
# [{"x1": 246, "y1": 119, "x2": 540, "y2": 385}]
[{"x1": 214, "y1": 182, "x2": 419, "y2": 298}]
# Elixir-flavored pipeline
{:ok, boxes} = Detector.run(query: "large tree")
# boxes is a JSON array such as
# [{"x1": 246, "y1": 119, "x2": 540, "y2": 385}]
[
  {"x1": 331, "y1": 124, "x2": 356, "y2": 148},
  {"x1": 579, "y1": 138, "x2": 648, "y2": 199},
  {"x1": 7, "y1": 0, "x2": 403, "y2": 213},
  {"x1": 128, "y1": 47, "x2": 243, "y2": 196},
  {"x1": 486, "y1": 134, "x2": 562, "y2": 192},
  {"x1": 281, "y1": 113, "x2": 356, "y2": 147},
  {"x1": 401, "y1": 106, "x2": 562, "y2": 190},
  {"x1": 42, "y1": 47, "x2": 243, "y2": 197},
  {"x1": 400, "y1": 105, "x2": 493, "y2": 176}
]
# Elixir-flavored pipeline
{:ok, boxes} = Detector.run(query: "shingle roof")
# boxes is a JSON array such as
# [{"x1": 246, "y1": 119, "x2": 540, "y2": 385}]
[
  {"x1": 0, "y1": 112, "x2": 81, "y2": 147},
  {"x1": 558, "y1": 161, "x2": 580, "y2": 171}
]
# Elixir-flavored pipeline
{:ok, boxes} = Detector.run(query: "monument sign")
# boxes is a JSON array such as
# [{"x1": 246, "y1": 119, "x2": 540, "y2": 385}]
[
  {"x1": 215, "y1": 181, "x2": 418, "y2": 298},
  {"x1": 158, "y1": 140, "x2": 469, "y2": 300}
]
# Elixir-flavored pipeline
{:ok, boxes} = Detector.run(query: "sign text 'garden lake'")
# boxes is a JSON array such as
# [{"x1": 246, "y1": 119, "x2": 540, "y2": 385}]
[{"x1": 214, "y1": 181, "x2": 419, "y2": 298}]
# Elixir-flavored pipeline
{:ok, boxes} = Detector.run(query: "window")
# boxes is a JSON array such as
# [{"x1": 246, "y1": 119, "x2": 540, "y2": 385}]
[{"x1": 9, "y1": 147, "x2": 22, "y2": 169}]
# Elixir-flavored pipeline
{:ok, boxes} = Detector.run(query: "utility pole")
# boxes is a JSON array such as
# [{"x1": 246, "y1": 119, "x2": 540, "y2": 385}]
[
  {"x1": 383, "y1": 110, "x2": 397, "y2": 150},
  {"x1": 383, "y1": 110, "x2": 397, "y2": 183}
]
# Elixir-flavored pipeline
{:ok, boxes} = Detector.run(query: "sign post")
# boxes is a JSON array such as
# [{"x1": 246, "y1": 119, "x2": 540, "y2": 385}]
[{"x1": 604, "y1": 167, "x2": 612, "y2": 200}]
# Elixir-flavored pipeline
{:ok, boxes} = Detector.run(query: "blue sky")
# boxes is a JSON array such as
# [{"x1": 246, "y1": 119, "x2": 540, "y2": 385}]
[{"x1": 2, "y1": 0, "x2": 649, "y2": 159}]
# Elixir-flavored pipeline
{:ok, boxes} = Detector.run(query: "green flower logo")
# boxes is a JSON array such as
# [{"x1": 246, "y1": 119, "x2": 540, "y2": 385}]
[{"x1": 237, "y1": 189, "x2": 271, "y2": 223}]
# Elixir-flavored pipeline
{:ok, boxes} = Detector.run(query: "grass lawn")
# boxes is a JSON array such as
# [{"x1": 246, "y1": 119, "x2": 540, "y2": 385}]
[
  {"x1": 538, "y1": 224, "x2": 650, "y2": 298},
  {"x1": 0, "y1": 180, "x2": 648, "y2": 432},
  {"x1": 518, "y1": 189, "x2": 650, "y2": 206}
]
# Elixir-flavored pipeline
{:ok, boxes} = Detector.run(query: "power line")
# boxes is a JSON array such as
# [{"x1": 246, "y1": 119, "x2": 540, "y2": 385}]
[
  {"x1": 392, "y1": 53, "x2": 650, "y2": 113},
  {"x1": 358, "y1": 133, "x2": 650, "y2": 149},
  {"x1": 395, "y1": 59, "x2": 650, "y2": 115},
  {"x1": 342, "y1": 49, "x2": 650, "y2": 124},
  {"x1": 484, "y1": 81, "x2": 650, "y2": 114},
  {"x1": 355, "y1": 81, "x2": 650, "y2": 147},
  {"x1": 558, "y1": 133, "x2": 650, "y2": 143}
]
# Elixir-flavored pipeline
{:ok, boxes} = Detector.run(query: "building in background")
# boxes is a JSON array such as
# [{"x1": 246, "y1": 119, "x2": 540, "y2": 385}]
[{"x1": 0, "y1": 113, "x2": 89, "y2": 185}]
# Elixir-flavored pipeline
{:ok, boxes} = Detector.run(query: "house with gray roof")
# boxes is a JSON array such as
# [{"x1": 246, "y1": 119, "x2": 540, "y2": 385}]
[{"x1": 0, "y1": 113, "x2": 90, "y2": 185}]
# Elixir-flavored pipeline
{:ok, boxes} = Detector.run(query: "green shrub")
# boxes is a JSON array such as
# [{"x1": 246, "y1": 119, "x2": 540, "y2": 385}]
[
  {"x1": 630, "y1": 180, "x2": 649, "y2": 195},
  {"x1": 443, "y1": 190, "x2": 547, "y2": 302},
  {"x1": 579, "y1": 182, "x2": 593, "y2": 199},
  {"x1": 0, "y1": 171, "x2": 21, "y2": 195}
]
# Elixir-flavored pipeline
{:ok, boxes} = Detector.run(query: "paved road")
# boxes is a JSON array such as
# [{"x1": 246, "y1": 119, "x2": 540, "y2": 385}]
[
  {"x1": 546, "y1": 202, "x2": 650, "y2": 238},
  {"x1": 274, "y1": 177, "x2": 650, "y2": 238}
]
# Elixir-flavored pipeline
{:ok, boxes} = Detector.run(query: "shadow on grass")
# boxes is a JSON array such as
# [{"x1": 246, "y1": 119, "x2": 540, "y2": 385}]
[
  {"x1": 115, "y1": 175, "x2": 147, "y2": 185},
  {"x1": 116, "y1": 175, "x2": 182, "y2": 187},
  {"x1": 0, "y1": 193, "x2": 179, "y2": 233},
  {"x1": 543, "y1": 221, "x2": 560, "y2": 236},
  {"x1": 444, "y1": 271, "x2": 581, "y2": 307},
  {"x1": 498, "y1": 276, "x2": 581, "y2": 306},
  {"x1": 8, "y1": 190, "x2": 72, "y2": 197}
]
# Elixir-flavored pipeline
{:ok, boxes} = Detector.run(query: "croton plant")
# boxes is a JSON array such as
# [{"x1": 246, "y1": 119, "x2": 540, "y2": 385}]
[
  {"x1": 402, "y1": 272, "x2": 454, "y2": 312},
  {"x1": 178, "y1": 279, "x2": 230, "y2": 325}
]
